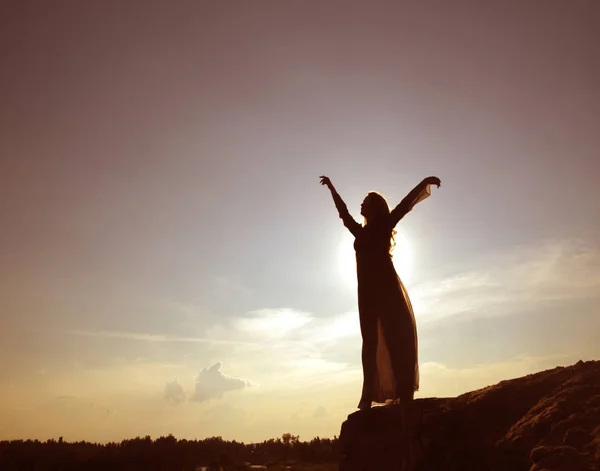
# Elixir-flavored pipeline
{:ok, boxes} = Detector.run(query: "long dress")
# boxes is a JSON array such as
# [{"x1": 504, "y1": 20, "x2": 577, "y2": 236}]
[{"x1": 332, "y1": 183, "x2": 432, "y2": 407}]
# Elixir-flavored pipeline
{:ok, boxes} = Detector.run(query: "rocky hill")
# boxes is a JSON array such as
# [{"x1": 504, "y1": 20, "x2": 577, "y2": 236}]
[{"x1": 339, "y1": 360, "x2": 599, "y2": 471}]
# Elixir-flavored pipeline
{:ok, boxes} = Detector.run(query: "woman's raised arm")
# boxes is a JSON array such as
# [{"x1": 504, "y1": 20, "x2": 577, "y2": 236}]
[
  {"x1": 389, "y1": 176, "x2": 441, "y2": 227},
  {"x1": 320, "y1": 175, "x2": 362, "y2": 237}
]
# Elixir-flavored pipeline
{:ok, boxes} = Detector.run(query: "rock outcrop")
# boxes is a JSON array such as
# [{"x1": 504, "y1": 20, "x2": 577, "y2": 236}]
[{"x1": 339, "y1": 360, "x2": 599, "y2": 471}]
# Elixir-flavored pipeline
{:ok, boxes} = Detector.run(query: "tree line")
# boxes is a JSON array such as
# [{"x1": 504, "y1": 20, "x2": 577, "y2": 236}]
[{"x1": 0, "y1": 433, "x2": 339, "y2": 470}]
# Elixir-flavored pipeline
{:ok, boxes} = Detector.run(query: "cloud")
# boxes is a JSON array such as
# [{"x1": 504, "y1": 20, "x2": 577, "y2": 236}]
[
  {"x1": 214, "y1": 308, "x2": 363, "y2": 388},
  {"x1": 191, "y1": 362, "x2": 252, "y2": 402},
  {"x1": 233, "y1": 308, "x2": 313, "y2": 339},
  {"x1": 45, "y1": 396, "x2": 113, "y2": 419},
  {"x1": 204, "y1": 403, "x2": 249, "y2": 423},
  {"x1": 164, "y1": 379, "x2": 185, "y2": 406},
  {"x1": 64, "y1": 237, "x2": 598, "y2": 408},
  {"x1": 419, "y1": 352, "x2": 586, "y2": 398},
  {"x1": 69, "y1": 330, "x2": 245, "y2": 345},
  {"x1": 291, "y1": 311, "x2": 360, "y2": 344},
  {"x1": 213, "y1": 275, "x2": 252, "y2": 297},
  {"x1": 312, "y1": 405, "x2": 328, "y2": 418},
  {"x1": 411, "y1": 238, "x2": 600, "y2": 324}
]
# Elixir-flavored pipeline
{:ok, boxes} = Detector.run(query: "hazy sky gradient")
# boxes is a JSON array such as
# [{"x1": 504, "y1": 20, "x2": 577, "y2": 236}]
[{"x1": 1, "y1": 0, "x2": 599, "y2": 443}]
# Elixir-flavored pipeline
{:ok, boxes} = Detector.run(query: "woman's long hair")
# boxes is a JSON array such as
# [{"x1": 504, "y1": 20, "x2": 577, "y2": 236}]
[{"x1": 363, "y1": 191, "x2": 397, "y2": 256}]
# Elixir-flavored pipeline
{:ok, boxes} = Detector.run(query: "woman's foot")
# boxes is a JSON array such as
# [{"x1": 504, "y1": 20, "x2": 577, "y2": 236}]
[{"x1": 358, "y1": 400, "x2": 372, "y2": 411}]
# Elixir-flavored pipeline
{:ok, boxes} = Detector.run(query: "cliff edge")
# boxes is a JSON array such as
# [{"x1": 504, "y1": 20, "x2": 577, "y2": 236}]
[{"x1": 339, "y1": 360, "x2": 599, "y2": 471}]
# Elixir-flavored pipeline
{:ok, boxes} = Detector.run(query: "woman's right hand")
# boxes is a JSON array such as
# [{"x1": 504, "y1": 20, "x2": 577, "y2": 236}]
[
  {"x1": 423, "y1": 176, "x2": 441, "y2": 188},
  {"x1": 319, "y1": 175, "x2": 333, "y2": 188}
]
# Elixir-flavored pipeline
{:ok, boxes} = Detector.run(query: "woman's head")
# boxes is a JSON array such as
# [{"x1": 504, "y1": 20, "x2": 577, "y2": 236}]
[
  {"x1": 360, "y1": 191, "x2": 390, "y2": 224},
  {"x1": 360, "y1": 191, "x2": 397, "y2": 255}
]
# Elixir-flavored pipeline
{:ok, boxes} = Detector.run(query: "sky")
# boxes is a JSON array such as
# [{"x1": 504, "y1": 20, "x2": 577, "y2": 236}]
[{"x1": 1, "y1": 0, "x2": 599, "y2": 444}]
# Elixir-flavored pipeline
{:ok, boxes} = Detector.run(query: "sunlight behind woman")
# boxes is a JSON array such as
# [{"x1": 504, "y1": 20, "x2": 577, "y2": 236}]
[
  {"x1": 393, "y1": 232, "x2": 413, "y2": 284},
  {"x1": 337, "y1": 231, "x2": 356, "y2": 289},
  {"x1": 337, "y1": 231, "x2": 413, "y2": 289}
]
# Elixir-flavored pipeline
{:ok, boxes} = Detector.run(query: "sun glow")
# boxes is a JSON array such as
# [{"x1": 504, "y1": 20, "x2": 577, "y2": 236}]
[
  {"x1": 337, "y1": 231, "x2": 414, "y2": 289},
  {"x1": 393, "y1": 232, "x2": 414, "y2": 284}
]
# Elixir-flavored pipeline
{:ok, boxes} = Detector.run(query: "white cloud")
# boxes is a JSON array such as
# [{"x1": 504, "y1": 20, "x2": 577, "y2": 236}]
[
  {"x1": 410, "y1": 238, "x2": 600, "y2": 324},
  {"x1": 204, "y1": 403, "x2": 250, "y2": 424},
  {"x1": 164, "y1": 379, "x2": 185, "y2": 406},
  {"x1": 418, "y1": 351, "x2": 586, "y2": 398},
  {"x1": 296, "y1": 311, "x2": 360, "y2": 344},
  {"x1": 191, "y1": 362, "x2": 253, "y2": 402},
  {"x1": 210, "y1": 308, "x2": 363, "y2": 389},
  {"x1": 213, "y1": 275, "x2": 252, "y2": 297},
  {"x1": 68, "y1": 329, "x2": 246, "y2": 346},
  {"x1": 41, "y1": 396, "x2": 114, "y2": 420},
  {"x1": 233, "y1": 308, "x2": 313, "y2": 338},
  {"x1": 312, "y1": 405, "x2": 328, "y2": 418},
  {"x1": 66, "y1": 238, "x2": 599, "y2": 412}
]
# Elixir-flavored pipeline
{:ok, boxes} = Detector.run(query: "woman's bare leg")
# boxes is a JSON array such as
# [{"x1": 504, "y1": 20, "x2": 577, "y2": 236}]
[
  {"x1": 358, "y1": 338, "x2": 377, "y2": 409},
  {"x1": 357, "y1": 308, "x2": 377, "y2": 410}
]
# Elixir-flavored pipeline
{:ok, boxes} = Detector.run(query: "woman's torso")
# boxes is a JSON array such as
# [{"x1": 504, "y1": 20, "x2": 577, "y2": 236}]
[{"x1": 354, "y1": 221, "x2": 397, "y2": 280}]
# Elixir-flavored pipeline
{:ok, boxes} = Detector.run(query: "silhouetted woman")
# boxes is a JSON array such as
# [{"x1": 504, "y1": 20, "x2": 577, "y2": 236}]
[{"x1": 320, "y1": 175, "x2": 441, "y2": 410}]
